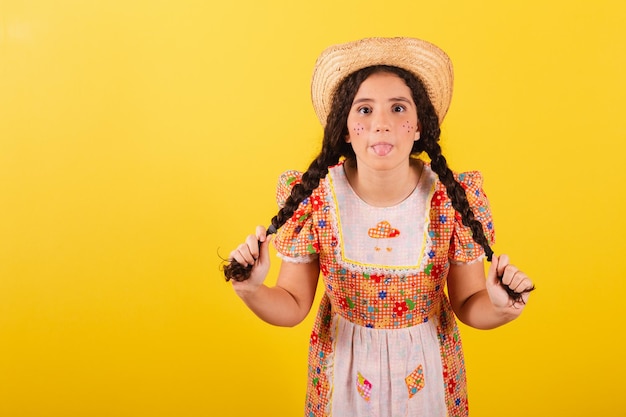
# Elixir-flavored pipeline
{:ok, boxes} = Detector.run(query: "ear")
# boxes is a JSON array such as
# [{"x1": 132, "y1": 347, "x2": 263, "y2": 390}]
[
  {"x1": 415, "y1": 119, "x2": 423, "y2": 141},
  {"x1": 345, "y1": 133, "x2": 351, "y2": 143}
]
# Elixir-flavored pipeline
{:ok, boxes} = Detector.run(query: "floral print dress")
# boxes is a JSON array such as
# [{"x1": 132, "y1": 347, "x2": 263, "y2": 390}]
[{"x1": 273, "y1": 161, "x2": 494, "y2": 417}]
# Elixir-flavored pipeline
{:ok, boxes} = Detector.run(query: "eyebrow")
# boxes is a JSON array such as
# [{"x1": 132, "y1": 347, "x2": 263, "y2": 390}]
[{"x1": 352, "y1": 96, "x2": 413, "y2": 105}]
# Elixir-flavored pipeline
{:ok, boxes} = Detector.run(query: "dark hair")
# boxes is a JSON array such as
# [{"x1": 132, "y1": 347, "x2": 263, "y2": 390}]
[{"x1": 224, "y1": 65, "x2": 533, "y2": 300}]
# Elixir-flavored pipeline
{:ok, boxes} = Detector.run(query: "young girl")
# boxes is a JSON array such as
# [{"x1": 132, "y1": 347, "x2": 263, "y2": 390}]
[{"x1": 224, "y1": 37, "x2": 534, "y2": 417}]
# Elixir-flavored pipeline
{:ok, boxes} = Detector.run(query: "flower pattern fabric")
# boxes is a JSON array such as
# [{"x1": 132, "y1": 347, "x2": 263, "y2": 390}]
[{"x1": 273, "y1": 161, "x2": 494, "y2": 417}]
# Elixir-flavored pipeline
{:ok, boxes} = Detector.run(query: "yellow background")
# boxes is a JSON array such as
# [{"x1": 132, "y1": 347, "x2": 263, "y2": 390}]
[{"x1": 1, "y1": 1, "x2": 625, "y2": 416}]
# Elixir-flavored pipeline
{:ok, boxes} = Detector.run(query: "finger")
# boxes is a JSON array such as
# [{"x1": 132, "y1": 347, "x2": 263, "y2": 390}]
[
  {"x1": 500, "y1": 264, "x2": 519, "y2": 288},
  {"x1": 228, "y1": 248, "x2": 248, "y2": 267},
  {"x1": 507, "y1": 270, "x2": 528, "y2": 293},
  {"x1": 520, "y1": 290, "x2": 531, "y2": 304},
  {"x1": 496, "y1": 253, "x2": 510, "y2": 278},
  {"x1": 244, "y1": 234, "x2": 261, "y2": 261},
  {"x1": 255, "y1": 225, "x2": 268, "y2": 242},
  {"x1": 502, "y1": 266, "x2": 535, "y2": 294},
  {"x1": 230, "y1": 234, "x2": 259, "y2": 266},
  {"x1": 513, "y1": 275, "x2": 534, "y2": 293},
  {"x1": 232, "y1": 242, "x2": 256, "y2": 266}
]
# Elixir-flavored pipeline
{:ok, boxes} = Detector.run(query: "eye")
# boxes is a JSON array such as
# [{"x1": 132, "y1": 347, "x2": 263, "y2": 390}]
[
  {"x1": 393, "y1": 105, "x2": 406, "y2": 112},
  {"x1": 357, "y1": 106, "x2": 372, "y2": 114}
]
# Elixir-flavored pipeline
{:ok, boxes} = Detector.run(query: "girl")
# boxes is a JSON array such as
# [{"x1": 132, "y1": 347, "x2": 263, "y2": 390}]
[{"x1": 224, "y1": 37, "x2": 534, "y2": 417}]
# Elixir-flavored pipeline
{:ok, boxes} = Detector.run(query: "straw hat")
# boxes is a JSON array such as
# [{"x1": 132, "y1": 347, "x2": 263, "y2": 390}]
[{"x1": 311, "y1": 37, "x2": 454, "y2": 126}]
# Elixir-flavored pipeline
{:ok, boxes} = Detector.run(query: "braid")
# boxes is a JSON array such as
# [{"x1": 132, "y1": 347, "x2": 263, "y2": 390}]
[
  {"x1": 425, "y1": 141, "x2": 534, "y2": 300},
  {"x1": 425, "y1": 141, "x2": 494, "y2": 259},
  {"x1": 382, "y1": 65, "x2": 495, "y2": 258},
  {"x1": 223, "y1": 148, "x2": 341, "y2": 282},
  {"x1": 223, "y1": 151, "x2": 340, "y2": 282},
  {"x1": 385, "y1": 65, "x2": 532, "y2": 300},
  {"x1": 269, "y1": 146, "x2": 342, "y2": 232},
  {"x1": 266, "y1": 73, "x2": 362, "y2": 232},
  {"x1": 223, "y1": 69, "x2": 358, "y2": 282}
]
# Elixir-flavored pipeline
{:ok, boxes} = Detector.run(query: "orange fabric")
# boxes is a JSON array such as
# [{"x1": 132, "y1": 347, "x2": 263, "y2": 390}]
[{"x1": 273, "y1": 163, "x2": 494, "y2": 417}]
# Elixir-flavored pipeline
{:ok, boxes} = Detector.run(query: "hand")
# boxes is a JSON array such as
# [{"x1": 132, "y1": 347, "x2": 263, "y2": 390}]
[
  {"x1": 486, "y1": 254, "x2": 534, "y2": 311},
  {"x1": 229, "y1": 225, "x2": 272, "y2": 295}
]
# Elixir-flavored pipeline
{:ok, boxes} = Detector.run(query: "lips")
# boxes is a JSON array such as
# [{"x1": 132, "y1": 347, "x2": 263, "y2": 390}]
[{"x1": 371, "y1": 143, "x2": 393, "y2": 156}]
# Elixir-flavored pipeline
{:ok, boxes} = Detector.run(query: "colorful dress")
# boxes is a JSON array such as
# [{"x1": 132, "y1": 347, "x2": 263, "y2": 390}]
[{"x1": 273, "y1": 161, "x2": 494, "y2": 417}]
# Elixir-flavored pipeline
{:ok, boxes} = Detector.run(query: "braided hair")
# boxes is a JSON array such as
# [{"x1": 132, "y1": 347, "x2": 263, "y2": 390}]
[{"x1": 223, "y1": 65, "x2": 532, "y2": 301}]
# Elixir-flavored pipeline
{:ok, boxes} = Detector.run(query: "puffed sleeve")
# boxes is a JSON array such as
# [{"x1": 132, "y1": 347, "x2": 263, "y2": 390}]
[
  {"x1": 448, "y1": 171, "x2": 496, "y2": 263},
  {"x1": 272, "y1": 170, "x2": 322, "y2": 263}
]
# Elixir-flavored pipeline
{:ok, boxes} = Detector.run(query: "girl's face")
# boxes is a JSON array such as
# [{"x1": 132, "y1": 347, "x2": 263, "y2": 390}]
[{"x1": 345, "y1": 71, "x2": 420, "y2": 172}]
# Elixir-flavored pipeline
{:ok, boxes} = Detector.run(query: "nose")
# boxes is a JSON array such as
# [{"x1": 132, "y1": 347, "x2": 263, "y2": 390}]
[{"x1": 372, "y1": 111, "x2": 391, "y2": 132}]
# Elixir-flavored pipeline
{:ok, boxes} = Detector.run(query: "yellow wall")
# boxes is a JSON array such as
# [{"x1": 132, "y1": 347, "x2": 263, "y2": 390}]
[{"x1": 1, "y1": 1, "x2": 624, "y2": 416}]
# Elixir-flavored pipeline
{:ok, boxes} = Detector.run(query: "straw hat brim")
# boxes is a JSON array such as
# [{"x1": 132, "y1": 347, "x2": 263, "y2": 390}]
[{"x1": 311, "y1": 37, "x2": 453, "y2": 126}]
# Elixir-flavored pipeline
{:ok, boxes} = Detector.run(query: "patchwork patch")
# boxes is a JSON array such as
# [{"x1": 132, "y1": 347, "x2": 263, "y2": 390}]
[
  {"x1": 356, "y1": 372, "x2": 372, "y2": 402},
  {"x1": 405, "y1": 365, "x2": 425, "y2": 398}
]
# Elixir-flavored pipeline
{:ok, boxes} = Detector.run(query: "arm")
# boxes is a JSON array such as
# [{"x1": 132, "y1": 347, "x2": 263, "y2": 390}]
[
  {"x1": 447, "y1": 254, "x2": 533, "y2": 330},
  {"x1": 229, "y1": 226, "x2": 320, "y2": 327}
]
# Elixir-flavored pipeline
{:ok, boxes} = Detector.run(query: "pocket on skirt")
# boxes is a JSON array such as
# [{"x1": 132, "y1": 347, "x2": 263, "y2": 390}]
[
  {"x1": 405, "y1": 364, "x2": 425, "y2": 398},
  {"x1": 356, "y1": 371, "x2": 372, "y2": 402}
]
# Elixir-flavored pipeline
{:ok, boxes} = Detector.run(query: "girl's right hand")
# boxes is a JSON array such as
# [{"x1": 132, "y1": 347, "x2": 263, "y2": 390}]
[{"x1": 228, "y1": 225, "x2": 272, "y2": 296}]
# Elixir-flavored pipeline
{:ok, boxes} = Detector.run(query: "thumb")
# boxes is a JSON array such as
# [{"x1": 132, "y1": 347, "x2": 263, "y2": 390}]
[
  {"x1": 487, "y1": 254, "x2": 500, "y2": 286},
  {"x1": 258, "y1": 235, "x2": 273, "y2": 265}
]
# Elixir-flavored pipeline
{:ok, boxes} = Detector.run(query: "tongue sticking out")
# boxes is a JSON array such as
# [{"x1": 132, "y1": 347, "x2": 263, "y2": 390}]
[{"x1": 372, "y1": 144, "x2": 393, "y2": 156}]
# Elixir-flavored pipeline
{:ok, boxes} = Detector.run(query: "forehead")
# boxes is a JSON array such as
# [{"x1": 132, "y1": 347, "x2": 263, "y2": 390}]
[{"x1": 354, "y1": 71, "x2": 413, "y2": 98}]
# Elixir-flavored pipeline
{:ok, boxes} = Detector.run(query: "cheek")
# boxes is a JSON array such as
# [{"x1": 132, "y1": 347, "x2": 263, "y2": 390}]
[
  {"x1": 401, "y1": 121, "x2": 416, "y2": 133},
  {"x1": 351, "y1": 123, "x2": 364, "y2": 136}
]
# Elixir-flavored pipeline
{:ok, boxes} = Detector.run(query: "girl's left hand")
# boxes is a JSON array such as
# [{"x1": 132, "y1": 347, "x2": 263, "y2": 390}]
[{"x1": 486, "y1": 254, "x2": 534, "y2": 310}]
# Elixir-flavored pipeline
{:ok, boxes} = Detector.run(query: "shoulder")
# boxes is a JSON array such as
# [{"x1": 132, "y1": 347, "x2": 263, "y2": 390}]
[
  {"x1": 456, "y1": 171, "x2": 485, "y2": 192},
  {"x1": 432, "y1": 167, "x2": 485, "y2": 193},
  {"x1": 275, "y1": 168, "x2": 332, "y2": 209},
  {"x1": 276, "y1": 170, "x2": 303, "y2": 208}
]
